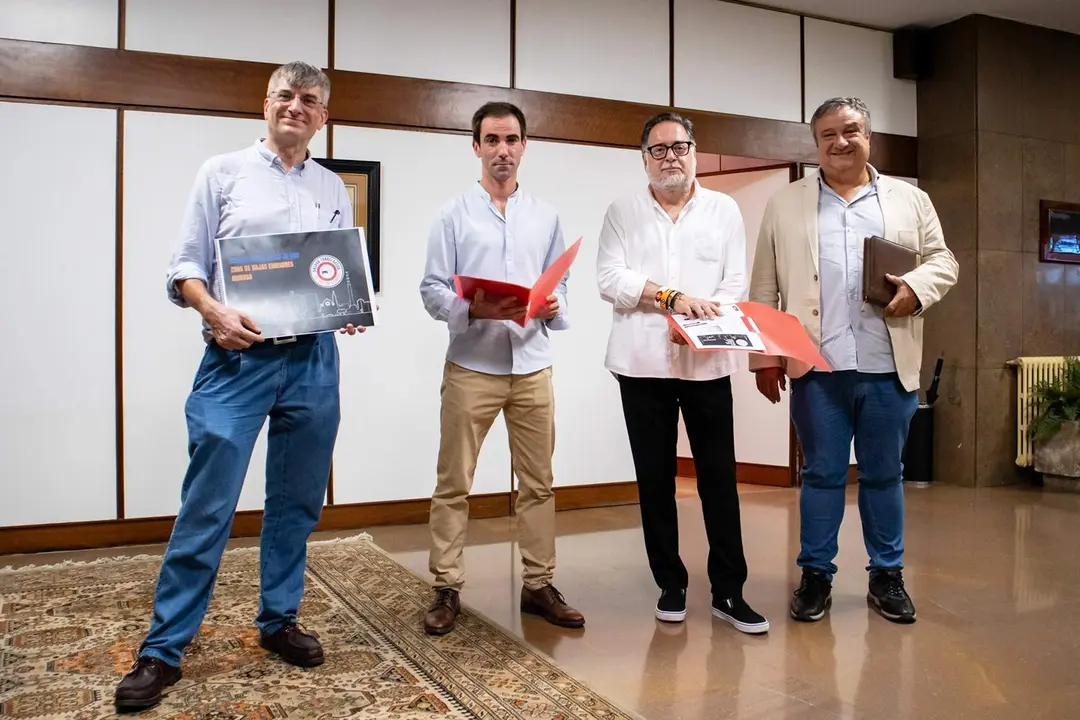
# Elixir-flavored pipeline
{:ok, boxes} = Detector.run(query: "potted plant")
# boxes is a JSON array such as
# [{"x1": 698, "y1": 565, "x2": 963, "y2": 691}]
[{"x1": 1030, "y1": 356, "x2": 1080, "y2": 492}]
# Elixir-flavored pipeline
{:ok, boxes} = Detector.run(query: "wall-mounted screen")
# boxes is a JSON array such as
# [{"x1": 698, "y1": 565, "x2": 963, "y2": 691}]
[{"x1": 1040, "y1": 200, "x2": 1080, "y2": 264}]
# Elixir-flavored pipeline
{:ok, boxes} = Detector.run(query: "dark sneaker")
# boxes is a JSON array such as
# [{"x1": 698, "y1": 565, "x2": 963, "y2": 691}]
[
  {"x1": 711, "y1": 596, "x2": 769, "y2": 634},
  {"x1": 259, "y1": 622, "x2": 324, "y2": 667},
  {"x1": 868, "y1": 569, "x2": 917, "y2": 623},
  {"x1": 424, "y1": 588, "x2": 461, "y2": 635},
  {"x1": 114, "y1": 655, "x2": 181, "y2": 713},
  {"x1": 791, "y1": 568, "x2": 833, "y2": 622},
  {"x1": 655, "y1": 589, "x2": 687, "y2": 623}
]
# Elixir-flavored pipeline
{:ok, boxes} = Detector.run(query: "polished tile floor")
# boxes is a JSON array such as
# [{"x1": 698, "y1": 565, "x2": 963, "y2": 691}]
[{"x1": 7, "y1": 481, "x2": 1080, "y2": 719}]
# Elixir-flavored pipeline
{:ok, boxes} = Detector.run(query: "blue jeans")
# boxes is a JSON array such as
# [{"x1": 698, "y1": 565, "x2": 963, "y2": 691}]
[
  {"x1": 139, "y1": 334, "x2": 340, "y2": 667},
  {"x1": 789, "y1": 371, "x2": 917, "y2": 581}
]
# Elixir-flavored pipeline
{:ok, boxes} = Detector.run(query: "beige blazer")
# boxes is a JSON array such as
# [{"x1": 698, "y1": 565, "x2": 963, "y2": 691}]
[{"x1": 748, "y1": 169, "x2": 959, "y2": 392}]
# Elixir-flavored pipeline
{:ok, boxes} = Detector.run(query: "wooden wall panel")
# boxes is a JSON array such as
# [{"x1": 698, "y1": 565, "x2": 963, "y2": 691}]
[{"x1": 0, "y1": 38, "x2": 917, "y2": 177}]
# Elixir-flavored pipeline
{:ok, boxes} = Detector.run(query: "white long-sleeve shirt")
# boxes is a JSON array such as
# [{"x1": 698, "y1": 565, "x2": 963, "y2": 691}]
[
  {"x1": 419, "y1": 181, "x2": 570, "y2": 376},
  {"x1": 596, "y1": 181, "x2": 747, "y2": 381}
]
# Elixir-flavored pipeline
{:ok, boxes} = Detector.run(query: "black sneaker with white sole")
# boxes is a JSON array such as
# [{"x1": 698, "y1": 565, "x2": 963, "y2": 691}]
[
  {"x1": 711, "y1": 596, "x2": 769, "y2": 634},
  {"x1": 655, "y1": 588, "x2": 687, "y2": 623},
  {"x1": 868, "y1": 569, "x2": 916, "y2": 623},
  {"x1": 790, "y1": 567, "x2": 833, "y2": 622}
]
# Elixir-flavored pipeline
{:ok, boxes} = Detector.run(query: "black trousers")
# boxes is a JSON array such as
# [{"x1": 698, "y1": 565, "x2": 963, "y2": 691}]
[{"x1": 616, "y1": 374, "x2": 748, "y2": 599}]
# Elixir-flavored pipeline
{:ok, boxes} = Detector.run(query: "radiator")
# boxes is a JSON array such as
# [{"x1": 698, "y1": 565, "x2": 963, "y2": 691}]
[{"x1": 1007, "y1": 356, "x2": 1070, "y2": 466}]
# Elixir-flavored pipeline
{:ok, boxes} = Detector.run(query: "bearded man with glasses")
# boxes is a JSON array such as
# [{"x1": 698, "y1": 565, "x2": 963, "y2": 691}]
[
  {"x1": 596, "y1": 112, "x2": 768, "y2": 635},
  {"x1": 113, "y1": 61, "x2": 362, "y2": 713}
]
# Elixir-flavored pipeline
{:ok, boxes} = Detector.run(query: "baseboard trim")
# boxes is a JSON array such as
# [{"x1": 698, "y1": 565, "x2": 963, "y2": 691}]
[
  {"x1": 0, "y1": 481, "x2": 640, "y2": 556},
  {"x1": 677, "y1": 457, "x2": 858, "y2": 487},
  {"x1": 677, "y1": 458, "x2": 792, "y2": 487}
]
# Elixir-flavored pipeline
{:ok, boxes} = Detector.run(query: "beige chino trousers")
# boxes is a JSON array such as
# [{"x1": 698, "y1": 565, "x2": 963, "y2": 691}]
[{"x1": 429, "y1": 361, "x2": 557, "y2": 591}]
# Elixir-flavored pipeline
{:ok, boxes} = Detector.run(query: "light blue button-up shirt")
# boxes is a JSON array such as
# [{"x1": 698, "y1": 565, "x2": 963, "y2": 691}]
[
  {"x1": 419, "y1": 181, "x2": 570, "y2": 376},
  {"x1": 817, "y1": 168, "x2": 896, "y2": 373},
  {"x1": 165, "y1": 140, "x2": 352, "y2": 342}
]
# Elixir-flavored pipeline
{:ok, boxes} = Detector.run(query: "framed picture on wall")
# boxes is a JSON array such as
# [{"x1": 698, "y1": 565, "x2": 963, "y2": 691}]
[
  {"x1": 314, "y1": 158, "x2": 382, "y2": 291},
  {"x1": 1039, "y1": 199, "x2": 1080, "y2": 264}
]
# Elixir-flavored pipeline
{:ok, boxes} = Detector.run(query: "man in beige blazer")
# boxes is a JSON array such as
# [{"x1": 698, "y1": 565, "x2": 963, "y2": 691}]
[{"x1": 749, "y1": 97, "x2": 957, "y2": 625}]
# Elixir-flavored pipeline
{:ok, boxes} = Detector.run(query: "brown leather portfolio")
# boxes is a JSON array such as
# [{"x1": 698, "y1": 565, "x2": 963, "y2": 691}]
[{"x1": 862, "y1": 235, "x2": 920, "y2": 307}]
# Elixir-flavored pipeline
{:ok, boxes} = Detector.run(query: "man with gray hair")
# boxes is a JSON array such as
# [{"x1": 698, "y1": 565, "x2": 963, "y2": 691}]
[
  {"x1": 114, "y1": 61, "x2": 363, "y2": 713},
  {"x1": 597, "y1": 111, "x2": 768, "y2": 634},
  {"x1": 750, "y1": 97, "x2": 957, "y2": 625}
]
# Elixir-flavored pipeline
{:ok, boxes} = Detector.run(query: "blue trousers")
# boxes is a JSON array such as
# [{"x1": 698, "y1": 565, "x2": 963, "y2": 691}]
[
  {"x1": 789, "y1": 371, "x2": 917, "y2": 581},
  {"x1": 139, "y1": 334, "x2": 340, "y2": 667}
]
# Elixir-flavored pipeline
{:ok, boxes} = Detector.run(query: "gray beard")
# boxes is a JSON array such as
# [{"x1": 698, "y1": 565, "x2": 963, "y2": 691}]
[{"x1": 652, "y1": 172, "x2": 690, "y2": 191}]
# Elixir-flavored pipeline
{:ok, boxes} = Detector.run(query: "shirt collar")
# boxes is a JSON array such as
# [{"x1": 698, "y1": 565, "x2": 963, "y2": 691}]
[
  {"x1": 473, "y1": 179, "x2": 521, "y2": 204},
  {"x1": 255, "y1": 139, "x2": 310, "y2": 174},
  {"x1": 817, "y1": 163, "x2": 879, "y2": 191},
  {"x1": 646, "y1": 178, "x2": 701, "y2": 213}
]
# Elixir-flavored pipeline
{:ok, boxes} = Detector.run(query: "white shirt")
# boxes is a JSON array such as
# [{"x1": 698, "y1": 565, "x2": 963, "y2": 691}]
[
  {"x1": 165, "y1": 140, "x2": 352, "y2": 343},
  {"x1": 419, "y1": 182, "x2": 570, "y2": 376},
  {"x1": 596, "y1": 181, "x2": 747, "y2": 381}
]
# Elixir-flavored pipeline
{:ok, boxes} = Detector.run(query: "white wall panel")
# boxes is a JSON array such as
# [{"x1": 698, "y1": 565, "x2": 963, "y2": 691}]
[
  {"x1": 122, "y1": 113, "x2": 326, "y2": 519},
  {"x1": 330, "y1": 126, "x2": 513, "y2": 503},
  {"x1": 125, "y1": 0, "x2": 327, "y2": 67},
  {"x1": 330, "y1": 127, "x2": 641, "y2": 503},
  {"x1": 0, "y1": 102, "x2": 117, "y2": 527},
  {"x1": 518, "y1": 140, "x2": 642, "y2": 487},
  {"x1": 0, "y1": 0, "x2": 117, "y2": 48},
  {"x1": 804, "y1": 19, "x2": 917, "y2": 137},
  {"x1": 687, "y1": 169, "x2": 794, "y2": 466},
  {"x1": 516, "y1": 0, "x2": 668, "y2": 105},
  {"x1": 674, "y1": 0, "x2": 801, "y2": 122},
  {"x1": 335, "y1": 0, "x2": 510, "y2": 87}
]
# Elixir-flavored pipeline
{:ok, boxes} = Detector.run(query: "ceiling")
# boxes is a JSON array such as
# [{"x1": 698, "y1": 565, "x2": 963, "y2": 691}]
[{"x1": 736, "y1": 0, "x2": 1080, "y2": 36}]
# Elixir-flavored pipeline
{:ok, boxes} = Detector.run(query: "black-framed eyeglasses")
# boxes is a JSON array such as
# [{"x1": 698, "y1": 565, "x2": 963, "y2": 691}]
[
  {"x1": 645, "y1": 141, "x2": 694, "y2": 160},
  {"x1": 268, "y1": 89, "x2": 324, "y2": 109}
]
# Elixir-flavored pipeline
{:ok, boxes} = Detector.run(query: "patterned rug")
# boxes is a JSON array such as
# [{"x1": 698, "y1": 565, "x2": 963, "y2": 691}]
[{"x1": 0, "y1": 535, "x2": 642, "y2": 720}]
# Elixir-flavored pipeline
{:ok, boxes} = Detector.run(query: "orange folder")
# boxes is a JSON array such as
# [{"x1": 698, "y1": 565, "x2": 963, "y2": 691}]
[
  {"x1": 453, "y1": 237, "x2": 582, "y2": 326},
  {"x1": 738, "y1": 301, "x2": 831, "y2": 371},
  {"x1": 667, "y1": 300, "x2": 832, "y2": 371}
]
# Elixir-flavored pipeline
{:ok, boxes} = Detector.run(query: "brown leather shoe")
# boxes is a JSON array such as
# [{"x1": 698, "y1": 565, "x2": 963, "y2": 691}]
[
  {"x1": 259, "y1": 622, "x2": 324, "y2": 667},
  {"x1": 520, "y1": 584, "x2": 585, "y2": 628},
  {"x1": 424, "y1": 588, "x2": 461, "y2": 635},
  {"x1": 114, "y1": 655, "x2": 181, "y2": 713}
]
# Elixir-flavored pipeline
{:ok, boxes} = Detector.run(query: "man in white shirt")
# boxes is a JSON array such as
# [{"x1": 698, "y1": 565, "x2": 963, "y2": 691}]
[
  {"x1": 596, "y1": 112, "x2": 768, "y2": 634},
  {"x1": 418, "y1": 101, "x2": 584, "y2": 636}
]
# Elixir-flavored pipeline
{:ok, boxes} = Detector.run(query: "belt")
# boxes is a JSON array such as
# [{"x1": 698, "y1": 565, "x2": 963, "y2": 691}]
[
  {"x1": 264, "y1": 334, "x2": 317, "y2": 348},
  {"x1": 211, "y1": 334, "x2": 316, "y2": 352}
]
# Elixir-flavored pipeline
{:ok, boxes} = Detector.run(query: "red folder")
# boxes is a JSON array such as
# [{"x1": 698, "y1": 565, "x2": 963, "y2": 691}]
[
  {"x1": 453, "y1": 237, "x2": 582, "y2": 326},
  {"x1": 666, "y1": 301, "x2": 831, "y2": 371},
  {"x1": 738, "y1": 301, "x2": 831, "y2": 371}
]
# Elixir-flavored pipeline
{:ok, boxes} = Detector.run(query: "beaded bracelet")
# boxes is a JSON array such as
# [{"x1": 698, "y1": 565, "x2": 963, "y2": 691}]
[
  {"x1": 654, "y1": 287, "x2": 683, "y2": 313},
  {"x1": 665, "y1": 291, "x2": 683, "y2": 313}
]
